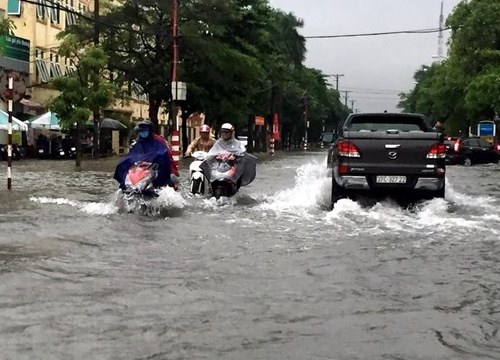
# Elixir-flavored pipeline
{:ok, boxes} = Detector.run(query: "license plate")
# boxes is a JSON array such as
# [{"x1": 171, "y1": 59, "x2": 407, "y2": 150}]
[{"x1": 376, "y1": 175, "x2": 406, "y2": 184}]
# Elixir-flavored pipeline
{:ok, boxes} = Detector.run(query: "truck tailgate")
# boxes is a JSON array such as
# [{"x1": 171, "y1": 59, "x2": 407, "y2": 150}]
[{"x1": 343, "y1": 131, "x2": 442, "y2": 173}]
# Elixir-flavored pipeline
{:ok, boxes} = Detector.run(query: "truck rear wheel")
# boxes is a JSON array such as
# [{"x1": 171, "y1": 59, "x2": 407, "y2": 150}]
[{"x1": 331, "y1": 178, "x2": 346, "y2": 209}]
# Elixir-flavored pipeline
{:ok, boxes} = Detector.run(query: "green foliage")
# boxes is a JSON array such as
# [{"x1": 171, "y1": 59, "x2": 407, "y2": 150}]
[
  {"x1": 49, "y1": 41, "x2": 115, "y2": 131},
  {"x1": 399, "y1": 0, "x2": 500, "y2": 134},
  {"x1": 59, "y1": 0, "x2": 346, "y2": 140},
  {"x1": 0, "y1": 18, "x2": 14, "y2": 37}
]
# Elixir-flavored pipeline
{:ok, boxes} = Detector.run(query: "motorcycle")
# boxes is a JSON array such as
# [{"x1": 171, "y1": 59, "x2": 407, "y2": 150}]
[
  {"x1": 12, "y1": 144, "x2": 26, "y2": 160},
  {"x1": 188, "y1": 151, "x2": 209, "y2": 195},
  {"x1": 200, "y1": 151, "x2": 257, "y2": 199},
  {"x1": 65, "y1": 145, "x2": 77, "y2": 159},
  {"x1": 122, "y1": 161, "x2": 159, "y2": 199},
  {"x1": 50, "y1": 143, "x2": 67, "y2": 160}
]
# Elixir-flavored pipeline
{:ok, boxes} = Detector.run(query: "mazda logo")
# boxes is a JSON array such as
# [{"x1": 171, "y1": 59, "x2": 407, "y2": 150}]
[{"x1": 388, "y1": 151, "x2": 398, "y2": 160}]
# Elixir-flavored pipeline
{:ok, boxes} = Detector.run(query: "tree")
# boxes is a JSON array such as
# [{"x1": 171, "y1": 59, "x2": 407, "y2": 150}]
[
  {"x1": 0, "y1": 18, "x2": 14, "y2": 37},
  {"x1": 49, "y1": 38, "x2": 115, "y2": 166},
  {"x1": 399, "y1": 0, "x2": 500, "y2": 134},
  {"x1": 59, "y1": 0, "x2": 345, "y2": 148}
]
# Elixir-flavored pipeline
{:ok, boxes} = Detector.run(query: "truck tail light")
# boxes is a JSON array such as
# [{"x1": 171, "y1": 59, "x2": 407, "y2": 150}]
[
  {"x1": 337, "y1": 140, "x2": 361, "y2": 158},
  {"x1": 426, "y1": 143, "x2": 447, "y2": 159},
  {"x1": 454, "y1": 139, "x2": 461, "y2": 152}
]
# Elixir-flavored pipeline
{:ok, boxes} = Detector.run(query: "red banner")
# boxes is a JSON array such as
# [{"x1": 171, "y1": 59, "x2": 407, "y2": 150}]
[{"x1": 272, "y1": 113, "x2": 280, "y2": 140}]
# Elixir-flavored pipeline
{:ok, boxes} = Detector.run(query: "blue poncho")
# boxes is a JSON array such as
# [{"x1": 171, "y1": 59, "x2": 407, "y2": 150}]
[{"x1": 114, "y1": 138, "x2": 171, "y2": 189}]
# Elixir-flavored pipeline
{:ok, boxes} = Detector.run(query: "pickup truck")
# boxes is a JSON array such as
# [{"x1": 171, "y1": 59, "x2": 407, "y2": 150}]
[{"x1": 327, "y1": 113, "x2": 446, "y2": 208}]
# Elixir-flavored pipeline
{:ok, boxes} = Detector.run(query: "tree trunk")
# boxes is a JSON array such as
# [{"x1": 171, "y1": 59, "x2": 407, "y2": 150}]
[
  {"x1": 93, "y1": 110, "x2": 100, "y2": 158},
  {"x1": 247, "y1": 114, "x2": 254, "y2": 153},
  {"x1": 148, "y1": 98, "x2": 161, "y2": 133},
  {"x1": 75, "y1": 125, "x2": 82, "y2": 167},
  {"x1": 181, "y1": 109, "x2": 189, "y2": 154}
]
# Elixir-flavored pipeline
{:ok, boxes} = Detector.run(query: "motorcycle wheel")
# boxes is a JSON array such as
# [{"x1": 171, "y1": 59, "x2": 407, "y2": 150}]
[
  {"x1": 190, "y1": 178, "x2": 204, "y2": 195},
  {"x1": 214, "y1": 187, "x2": 224, "y2": 199}
]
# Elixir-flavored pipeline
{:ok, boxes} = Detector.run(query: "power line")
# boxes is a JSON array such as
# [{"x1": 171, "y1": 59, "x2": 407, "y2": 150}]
[
  {"x1": 351, "y1": 95, "x2": 401, "y2": 100},
  {"x1": 305, "y1": 27, "x2": 449, "y2": 39},
  {"x1": 341, "y1": 86, "x2": 404, "y2": 92}
]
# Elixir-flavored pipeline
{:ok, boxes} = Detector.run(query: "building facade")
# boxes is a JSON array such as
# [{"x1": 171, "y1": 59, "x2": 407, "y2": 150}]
[{"x1": 0, "y1": 0, "x2": 163, "y2": 123}]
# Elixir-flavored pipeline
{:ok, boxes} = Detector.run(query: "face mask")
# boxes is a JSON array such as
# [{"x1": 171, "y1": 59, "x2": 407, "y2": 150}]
[{"x1": 138, "y1": 130, "x2": 150, "y2": 138}]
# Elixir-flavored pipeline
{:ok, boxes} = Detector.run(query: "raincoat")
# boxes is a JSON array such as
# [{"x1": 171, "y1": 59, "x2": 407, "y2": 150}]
[
  {"x1": 114, "y1": 136, "x2": 171, "y2": 190},
  {"x1": 208, "y1": 135, "x2": 246, "y2": 155}
]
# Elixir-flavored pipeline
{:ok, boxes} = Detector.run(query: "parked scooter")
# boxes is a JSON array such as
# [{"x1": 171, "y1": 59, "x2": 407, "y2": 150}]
[
  {"x1": 12, "y1": 144, "x2": 26, "y2": 160},
  {"x1": 0, "y1": 145, "x2": 6, "y2": 160},
  {"x1": 188, "y1": 151, "x2": 209, "y2": 195}
]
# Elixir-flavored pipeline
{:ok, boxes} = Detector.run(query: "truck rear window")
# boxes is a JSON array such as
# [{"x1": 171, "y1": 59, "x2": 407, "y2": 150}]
[{"x1": 348, "y1": 116, "x2": 427, "y2": 132}]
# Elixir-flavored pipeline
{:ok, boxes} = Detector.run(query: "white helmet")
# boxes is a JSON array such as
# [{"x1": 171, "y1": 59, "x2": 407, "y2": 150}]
[{"x1": 220, "y1": 123, "x2": 234, "y2": 132}]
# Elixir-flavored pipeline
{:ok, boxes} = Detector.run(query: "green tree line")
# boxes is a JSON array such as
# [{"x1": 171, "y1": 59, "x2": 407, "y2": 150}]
[
  {"x1": 398, "y1": 0, "x2": 500, "y2": 135},
  {"x1": 52, "y1": 0, "x2": 349, "y2": 149}
]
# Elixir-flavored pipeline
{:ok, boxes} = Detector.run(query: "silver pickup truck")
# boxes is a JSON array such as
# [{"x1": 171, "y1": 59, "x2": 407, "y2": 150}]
[{"x1": 327, "y1": 113, "x2": 446, "y2": 208}]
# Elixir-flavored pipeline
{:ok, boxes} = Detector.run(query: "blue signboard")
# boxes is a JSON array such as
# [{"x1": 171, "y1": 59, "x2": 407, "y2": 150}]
[{"x1": 478, "y1": 121, "x2": 495, "y2": 137}]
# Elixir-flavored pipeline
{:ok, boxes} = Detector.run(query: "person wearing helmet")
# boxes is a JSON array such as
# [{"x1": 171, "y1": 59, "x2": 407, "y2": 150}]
[
  {"x1": 115, "y1": 120, "x2": 179, "y2": 189},
  {"x1": 184, "y1": 124, "x2": 215, "y2": 157},
  {"x1": 208, "y1": 123, "x2": 246, "y2": 155}
]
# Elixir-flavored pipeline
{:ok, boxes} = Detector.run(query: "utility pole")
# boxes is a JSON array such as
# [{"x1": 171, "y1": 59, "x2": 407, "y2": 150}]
[
  {"x1": 303, "y1": 90, "x2": 308, "y2": 151},
  {"x1": 351, "y1": 99, "x2": 356, "y2": 113},
  {"x1": 92, "y1": 0, "x2": 100, "y2": 157},
  {"x1": 170, "y1": 0, "x2": 179, "y2": 132},
  {"x1": 327, "y1": 74, "x2": 344, "y2": 91},
  {"x1": 343, "y1": 91, "x2": 352, "y2": 107},
  {"x1": 169, "y1": 0, "x2": 181, "y2": 168}
]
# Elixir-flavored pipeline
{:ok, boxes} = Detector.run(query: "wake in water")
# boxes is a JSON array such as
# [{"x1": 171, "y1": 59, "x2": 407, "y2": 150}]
[
  {"x1": 31, "y1": 186, "x2": 186, "y2": 217},
  {"x1": 256, "y1": 158, "x2": 500, "y2": 238}
]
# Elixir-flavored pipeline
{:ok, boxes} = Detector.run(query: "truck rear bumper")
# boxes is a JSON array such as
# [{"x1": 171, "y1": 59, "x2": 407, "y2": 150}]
[{"x1": 338, "y1": 175, "x2": 445, "y2": 191}]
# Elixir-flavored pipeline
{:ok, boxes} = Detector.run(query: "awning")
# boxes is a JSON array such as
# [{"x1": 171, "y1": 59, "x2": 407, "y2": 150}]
[{"x1": 20, "y1": 98, "x2": 44, "y2": 110}]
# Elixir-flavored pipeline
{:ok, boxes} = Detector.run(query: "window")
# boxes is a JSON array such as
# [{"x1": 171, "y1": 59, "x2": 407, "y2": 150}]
[
  {"x1": 478, "y1": 139, "x2": 492, "y2": 148},
  {"x1": 79, "y1": 3, "x2": 87, "y2": 13},
  {"x1": 50, "y1": 53, "x2": 64, "y2": 78},
  {"x1": 35, "y1": 49, "x2": 50, "y2": 83},
  {"x1": 36, "y1": 0, "x2": 47, "y2": 20},
  {"x1": 64, "y1": 57, "x2": 76, "y2": 75},
  {"x1": 64, "y1": 0, "x2": 77, "y2": 27},
  {"x1": 51, "y1": 0, "x2": 60, "y2": 24},
  {"x1": 7, "y1": 0, "x2": 21, "y2": 16},
  {"x1": 348, "y1": 116, "x2": 427, "y2": 132}
]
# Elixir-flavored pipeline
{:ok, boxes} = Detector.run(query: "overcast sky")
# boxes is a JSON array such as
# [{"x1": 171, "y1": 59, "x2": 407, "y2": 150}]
[{"x1": 267, "y1": 0, "x2": 461, "y2": 113}]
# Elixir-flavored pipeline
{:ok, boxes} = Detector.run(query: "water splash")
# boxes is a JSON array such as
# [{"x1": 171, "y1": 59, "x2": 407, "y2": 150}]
[
  {"x1": 31, "y1": 196, "x2": 119, "y2": 215},
  {"x1": 254, "y1": 158, "x2": 499, "y2": 239},
  {"x1": 31, "y1": 186, "x2": 186, "y2": 217},
  {"x1": 257, "y1": 159, "x2": 331, "y2": 216}
]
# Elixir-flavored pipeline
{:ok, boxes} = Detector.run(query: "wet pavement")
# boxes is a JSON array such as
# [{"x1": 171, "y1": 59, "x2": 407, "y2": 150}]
[{"x1": 0, "y1": 152, "x2": 499, "y2": 359}]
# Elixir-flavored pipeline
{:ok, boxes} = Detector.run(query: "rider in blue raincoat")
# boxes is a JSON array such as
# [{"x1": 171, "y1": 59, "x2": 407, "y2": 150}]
[{"x1": 114, "y1": 120, "x2": 172, "y2": 190}]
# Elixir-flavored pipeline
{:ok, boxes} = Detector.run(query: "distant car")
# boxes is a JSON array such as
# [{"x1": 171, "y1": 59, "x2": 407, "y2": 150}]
[
  {"x1": 444, "y1": 136, "x2": 461, "y2": 164},
  {"x1": 446, "y1": 137, "x2": 499, "y2": 166},
  {"x1": 237, "y1": 136, "x2": 248, "y2": 149}
]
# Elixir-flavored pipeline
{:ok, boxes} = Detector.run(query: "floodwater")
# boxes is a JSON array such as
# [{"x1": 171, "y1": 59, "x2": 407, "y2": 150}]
[{"x1": 0, "y1": 152, "x2": 499, "y2": 359}]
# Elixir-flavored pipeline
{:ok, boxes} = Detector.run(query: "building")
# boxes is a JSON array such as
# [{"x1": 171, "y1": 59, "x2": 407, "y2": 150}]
[{"x1": 0, "y1": 0, "x2": 165, "y2": 125}]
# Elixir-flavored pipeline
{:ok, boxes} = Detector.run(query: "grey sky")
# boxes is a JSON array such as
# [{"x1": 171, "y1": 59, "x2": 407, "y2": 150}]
[{"x1": 268, "y1": 0, "x2": 461, "y2": 113}]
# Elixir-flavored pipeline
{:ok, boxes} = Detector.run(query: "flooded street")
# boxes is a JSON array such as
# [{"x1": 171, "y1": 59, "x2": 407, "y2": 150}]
[{"x1": 1, "y1": 152, "x2": 499, "y2": 359}]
